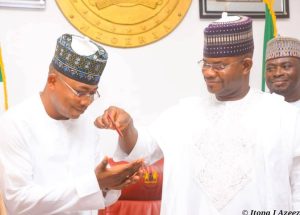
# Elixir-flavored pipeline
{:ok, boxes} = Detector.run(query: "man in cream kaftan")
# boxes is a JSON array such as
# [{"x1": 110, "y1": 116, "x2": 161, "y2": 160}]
[
  {"x1": 118, "y1": 88, "x2": 300, "y2": 214},
  {"x1": 95, "y1": 15, "x2": 300, "y2": 215}
]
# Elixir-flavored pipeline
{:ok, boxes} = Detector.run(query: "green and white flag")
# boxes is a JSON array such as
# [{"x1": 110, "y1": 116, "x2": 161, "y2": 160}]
[
  {"x1": 0, "y1": 45, "x2": 8, "y2": 112},
  {"x1": 261, "y1": 0, "x2": 277, "y2": 91}
]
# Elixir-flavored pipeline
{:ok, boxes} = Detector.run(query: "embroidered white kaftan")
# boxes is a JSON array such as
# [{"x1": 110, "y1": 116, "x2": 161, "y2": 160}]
[{"x1": 116, "y1": 89, "x2": 300, "y2": 215}]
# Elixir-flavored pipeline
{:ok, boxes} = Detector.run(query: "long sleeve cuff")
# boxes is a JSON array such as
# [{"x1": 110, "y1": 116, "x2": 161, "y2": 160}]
[
  {"x1": 75, "y1": 170, "x2": 106, "y2": 209},
  {"x1": 75, "y1": 170, "x2": 101, "y2": 198},
  {"x1": 75, "y1": 170, "x2": 120, "y2": 209},
  {"x1": 104, "y1": 190, "x2": 121, "y2": 207}
]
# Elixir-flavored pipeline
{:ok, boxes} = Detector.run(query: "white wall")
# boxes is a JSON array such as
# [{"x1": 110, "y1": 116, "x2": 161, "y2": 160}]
[{"x1": 0, "y1": 0, "x2": 299, "y2": 155}]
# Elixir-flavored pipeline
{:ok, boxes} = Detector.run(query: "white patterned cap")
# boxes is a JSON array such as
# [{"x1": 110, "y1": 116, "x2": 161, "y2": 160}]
[{"x1": 266, "y1": 36, "x2": 300, "y2": 61}]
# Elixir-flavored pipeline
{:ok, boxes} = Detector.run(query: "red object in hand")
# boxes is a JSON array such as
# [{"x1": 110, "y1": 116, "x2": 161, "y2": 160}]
[
  {"x1": 107, "y1": 115, "x2": 123, "y2": 137},
  {"x1": 99, "y1": 158, "x2": 164, "y2": 215}
]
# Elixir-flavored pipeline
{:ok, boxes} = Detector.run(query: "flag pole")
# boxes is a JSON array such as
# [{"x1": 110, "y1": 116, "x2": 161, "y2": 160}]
[{"x1": 261, "y1": 0, "x2": 277, "y2": 91}]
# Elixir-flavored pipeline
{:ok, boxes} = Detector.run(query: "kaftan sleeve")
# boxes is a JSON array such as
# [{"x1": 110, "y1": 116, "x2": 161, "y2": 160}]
[
  {"x1": 291, "y1": 157, "x2": 300, "y2": 210},
  {"x1": 114, "y1": 127, "x2": 164, "y2": 165},
  {"x1": 290, "y1": 110, "x2": 300, "y2": 210},
  {"x1": 114, "y1": 104, "x2": 184, "y2": 164},
  {"x1": 0, "y1": 117, "x2": 120, "y2": 215}
]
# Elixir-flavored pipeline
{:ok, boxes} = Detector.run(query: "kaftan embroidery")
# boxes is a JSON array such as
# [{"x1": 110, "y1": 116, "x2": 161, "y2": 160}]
[{"x1": 192, "y1": 93, "x2": 257, "y2": 210}]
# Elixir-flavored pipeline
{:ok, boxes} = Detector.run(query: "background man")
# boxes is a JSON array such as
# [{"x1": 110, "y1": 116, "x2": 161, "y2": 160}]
[
  {"x1": 265, "y1": 36, "x2": 300, "y2": 107},
  {"x1": 0, "y1": 33, "x2": 143, "y2": 215},
  {"x1": 95, "y1": 15, "x2": 300, "y2": 214}
]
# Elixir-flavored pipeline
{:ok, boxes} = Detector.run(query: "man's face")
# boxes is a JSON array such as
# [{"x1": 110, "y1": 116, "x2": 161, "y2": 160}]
[
  {"x1": 201, "y1": 56, "x2": 250, "y2": 101},
  {"x1": 50, "y1": 73, "x2": 99, "y2": 120},
  {"x1": 266, "y1": 57, "x2": 300, "y2": 101}
]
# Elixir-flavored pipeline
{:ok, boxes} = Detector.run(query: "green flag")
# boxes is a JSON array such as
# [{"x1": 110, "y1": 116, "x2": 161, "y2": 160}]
[
  {"x1": 261, "y1": 0, "x2": 277, "y2": 91},
  {"x1": 0, "y1": 46, "x2": 8, "y2": 111}
]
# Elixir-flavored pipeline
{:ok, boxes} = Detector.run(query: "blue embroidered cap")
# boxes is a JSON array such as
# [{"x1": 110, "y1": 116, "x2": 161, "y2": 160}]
[{"x1": 52, "y1": 34, "x2": 107, "y2": 85}]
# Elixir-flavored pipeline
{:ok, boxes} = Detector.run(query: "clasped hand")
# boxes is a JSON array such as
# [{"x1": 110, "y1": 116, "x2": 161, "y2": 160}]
[{"x1": 95, "y1": 156, "x2": 144, "y2": 191}]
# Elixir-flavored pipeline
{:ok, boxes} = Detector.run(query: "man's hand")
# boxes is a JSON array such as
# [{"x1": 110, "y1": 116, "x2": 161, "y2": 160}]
[
  {"x1": 94, "y1": 106, "x2": 138, "y2": 154},
  {"x1": 94, "y1": 106, "x2": 132, "y2": 135},
  {"x1": 95, "y1": 156, "x2": 144, "y2": 191}
]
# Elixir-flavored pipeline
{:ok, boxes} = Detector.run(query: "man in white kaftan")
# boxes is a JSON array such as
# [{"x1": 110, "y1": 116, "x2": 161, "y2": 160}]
[
  {"x1": 116, "y1": 89, "x2": 300, "y2": 214},
  {"x1": 0, "y1": 95, "x2": 118, "y2": 215},
  {"x1": 95, "y1": 14, "x2": 300, "y2": 215},
  {"x1": 0, "y1": 34, "x2": 143, "y2": 215},
  {"x1": 291, "y1": 101, "x2": 300, "y2": 108},
  {"x1": 265, "y1": 36, "x2": 300, "y2": 108}
]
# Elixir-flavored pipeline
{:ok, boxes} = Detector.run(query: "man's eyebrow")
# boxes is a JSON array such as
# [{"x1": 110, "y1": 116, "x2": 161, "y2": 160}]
[
  {"x1": 76, "y1": 85, "x2": 98, "y2": 91},
  {"x1": 280, "y1": 61, "x2": 293, "y2": 64},
  {"x1": 204, "y1": 61, "x2": 224, "y2": 64}
]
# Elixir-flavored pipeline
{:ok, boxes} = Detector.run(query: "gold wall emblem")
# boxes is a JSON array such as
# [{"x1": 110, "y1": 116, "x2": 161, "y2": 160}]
[{"x1": 55, "y1": 0, "x2": 192, "y2": 48}]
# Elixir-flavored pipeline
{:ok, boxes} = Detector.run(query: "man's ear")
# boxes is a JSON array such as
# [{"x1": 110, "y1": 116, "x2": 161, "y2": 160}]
[
  {"x1": 242, "y1": 57, "x2": 253, "y2": 75},
  {"x1": 47, "y1": 73, "x2": 58, "y2": 89}
]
